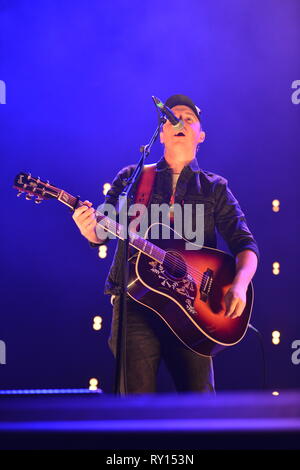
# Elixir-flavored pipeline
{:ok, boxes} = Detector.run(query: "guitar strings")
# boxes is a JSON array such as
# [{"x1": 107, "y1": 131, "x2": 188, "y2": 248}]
[
  {"x1": 24, "y1": 185, "x2": 213, "y2": 286},
  {"x1": 94, "y1": 210, "x2": 214, "y2": 287},
  {"x1": 164, "y1": 253, "x2": 211, "y2": 285},
  {"x1": 94, "y1": 211, "x2": 211, "y2": 284}
]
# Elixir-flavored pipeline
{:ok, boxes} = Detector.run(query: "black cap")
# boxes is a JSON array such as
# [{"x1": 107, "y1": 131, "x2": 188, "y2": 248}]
[{"x1": 165, "y1": 94, "x2": 201, "y2": 121}]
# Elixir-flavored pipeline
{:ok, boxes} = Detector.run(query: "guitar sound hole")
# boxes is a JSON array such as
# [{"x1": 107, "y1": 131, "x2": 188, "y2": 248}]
[{"x1": 163, "y1": 251, "x2": 187, "y2": 279}]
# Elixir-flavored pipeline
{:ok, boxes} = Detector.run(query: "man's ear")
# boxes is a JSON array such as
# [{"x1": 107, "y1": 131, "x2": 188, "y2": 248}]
[{"x1": 198, "y1": 130, "x2": 206, "y2": 144}]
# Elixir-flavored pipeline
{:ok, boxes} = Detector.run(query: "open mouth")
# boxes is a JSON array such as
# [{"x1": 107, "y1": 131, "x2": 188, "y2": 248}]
[{"x1": 174, "y1": 132, "x2": 185, "y2": 137}]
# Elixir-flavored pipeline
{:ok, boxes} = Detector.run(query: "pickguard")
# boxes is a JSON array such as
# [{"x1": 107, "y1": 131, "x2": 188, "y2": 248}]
[{"x1": 146, "y1": 259, "x2": 198, "y2": 316}]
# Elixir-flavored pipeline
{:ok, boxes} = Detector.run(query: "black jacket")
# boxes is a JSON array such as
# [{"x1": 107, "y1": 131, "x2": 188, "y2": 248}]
[{"x1": 92, "y1": 156, "x2": 259, "y2": 295}]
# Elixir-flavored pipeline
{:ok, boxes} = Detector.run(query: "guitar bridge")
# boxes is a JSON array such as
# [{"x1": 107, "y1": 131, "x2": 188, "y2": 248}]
[{"x1": 199, "y1": 268, "x2": 213, "y2": 302}]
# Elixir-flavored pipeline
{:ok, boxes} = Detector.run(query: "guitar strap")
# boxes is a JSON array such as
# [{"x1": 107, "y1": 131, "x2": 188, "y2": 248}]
[
  {"x1": 133, "y1": 163, "x2": 156, "y2": 206},
  {"x1": 129, "y1": 163, "x2": 156, "y2": 225}
]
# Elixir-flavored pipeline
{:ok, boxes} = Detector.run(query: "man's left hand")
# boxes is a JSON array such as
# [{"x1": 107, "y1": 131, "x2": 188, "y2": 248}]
[{"x1": 224, "y1": 283, "x2": 247, "y2": 319}]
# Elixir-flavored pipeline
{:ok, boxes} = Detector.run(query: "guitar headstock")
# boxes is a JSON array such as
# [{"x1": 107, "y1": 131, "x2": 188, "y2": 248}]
[
  {"x1": 13, "y1": 172, "x2": 60, "y2": 204},
  {"x1": 14, "y1": 172, "x2": 81, "y2": 211}
]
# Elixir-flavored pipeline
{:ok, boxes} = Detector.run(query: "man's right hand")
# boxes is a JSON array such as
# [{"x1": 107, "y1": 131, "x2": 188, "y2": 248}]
[{"x1": 72, "y1": 200, "x2": 103, "y2": 244}]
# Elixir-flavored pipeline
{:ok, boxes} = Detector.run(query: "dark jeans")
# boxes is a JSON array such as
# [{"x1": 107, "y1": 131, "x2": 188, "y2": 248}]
[{"x1": 109, "y1": 295, "x2": 215, "y2": 394}]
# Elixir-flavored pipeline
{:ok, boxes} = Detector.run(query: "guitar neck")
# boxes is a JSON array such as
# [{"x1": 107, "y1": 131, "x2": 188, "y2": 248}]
[{"x1": 58, "y1": 189, "x2": 165, "y2": 263}]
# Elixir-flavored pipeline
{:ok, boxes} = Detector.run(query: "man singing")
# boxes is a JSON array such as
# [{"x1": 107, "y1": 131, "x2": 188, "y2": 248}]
[{"x1": 72, "y1": 94, "x2": 259, "y2": 394}]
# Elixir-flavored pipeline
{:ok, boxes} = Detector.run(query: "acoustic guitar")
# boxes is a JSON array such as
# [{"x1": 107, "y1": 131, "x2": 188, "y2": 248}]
[{"x1": 14, "y1": 172, "x2": 254, "y2": 357}]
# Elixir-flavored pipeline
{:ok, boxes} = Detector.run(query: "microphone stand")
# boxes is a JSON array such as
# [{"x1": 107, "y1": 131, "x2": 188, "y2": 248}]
[{"x1": 114, "y1": 116, "x2": 166, "y2": 395}]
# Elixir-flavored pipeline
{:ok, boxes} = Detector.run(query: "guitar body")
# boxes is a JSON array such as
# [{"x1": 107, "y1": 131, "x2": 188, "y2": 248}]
[{"x1": 127, "y1": 223, "x2": 253, "y2": 357}]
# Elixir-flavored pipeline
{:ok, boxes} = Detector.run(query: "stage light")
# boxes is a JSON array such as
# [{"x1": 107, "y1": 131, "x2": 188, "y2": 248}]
[
  {"x1": 272, "y1": 391, "x2": 280, "y2": 396},
  {"x1": 98, "y1": 245, "x2": 107, "y2": 258},
  {"x1": 272, "y1": 330, "x2": 280, "y2": 345},
  {"x1": 93, "y1": 316, "x2": 103, "y2": 331},
  {"x1": 103, "y1": 183, "x2": 111, "y2": 195},
  {"x1": 272, "y1": 199, "x2": 280, "y2": 212},
  {"x1": 272, "y1": 262, "x2": 280, "y2": 275},
  {"x1": 89, "y1": 378, "x2": 99, "y2": 390}
]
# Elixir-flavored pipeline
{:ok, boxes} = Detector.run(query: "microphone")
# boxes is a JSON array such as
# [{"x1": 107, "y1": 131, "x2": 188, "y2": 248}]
[{"x1": 152, "y1": 96, "x2": 184, "y2": 131}]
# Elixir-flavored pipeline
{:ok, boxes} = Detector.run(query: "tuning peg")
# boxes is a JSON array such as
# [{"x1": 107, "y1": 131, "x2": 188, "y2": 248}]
[
  {"x1": 16, "y1": 191, "x2": 23, "y2": 197},
  {"x1": 25, "y1": 194, "x2": 33, "y2": 200},
  {"x1": 34, "y1": 198, "x2": 43, "y2": 204}
]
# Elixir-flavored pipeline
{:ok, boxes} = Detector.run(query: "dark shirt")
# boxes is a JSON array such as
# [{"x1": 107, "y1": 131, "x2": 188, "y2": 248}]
[{"x1": 92, "y1": 156, "x2": 259, "y2": 295}]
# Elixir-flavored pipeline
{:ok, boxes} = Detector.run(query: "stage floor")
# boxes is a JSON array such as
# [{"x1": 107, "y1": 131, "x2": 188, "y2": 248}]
[{"x1": 0, "y1": 390, "x2": 299, "y2": 449}]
